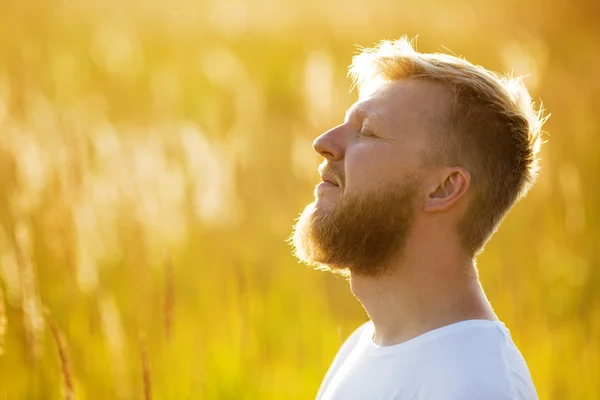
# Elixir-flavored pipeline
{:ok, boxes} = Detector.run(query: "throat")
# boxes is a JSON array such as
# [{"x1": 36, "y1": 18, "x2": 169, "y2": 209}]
[{"x1": 350, "y1": 264, "x2": 497, "y2": 346}]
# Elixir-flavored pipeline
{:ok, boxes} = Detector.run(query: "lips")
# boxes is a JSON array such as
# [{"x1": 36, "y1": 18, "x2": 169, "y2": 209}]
[
  {"x1": 321, "y1": 177, "x2": 339, "y2": 187},
  {"x1": 318, "y1": 163, "x2": 343, "y2": 187}
]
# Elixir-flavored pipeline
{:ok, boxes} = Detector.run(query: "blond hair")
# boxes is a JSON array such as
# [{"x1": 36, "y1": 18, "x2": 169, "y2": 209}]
[{"x1": 349, "y1": 37, "x2": 549, "y2": 255}]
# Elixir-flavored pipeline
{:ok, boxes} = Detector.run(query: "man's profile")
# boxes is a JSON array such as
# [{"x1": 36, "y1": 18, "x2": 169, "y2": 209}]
[{"x1": 290, "y1": 37, "x2": 546, "y2": 399}]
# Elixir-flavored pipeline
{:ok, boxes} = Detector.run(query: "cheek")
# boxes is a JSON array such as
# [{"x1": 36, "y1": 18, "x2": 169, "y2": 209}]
[
  {"x1": 345, "y1": 146, "x2": 406, "y2": 191},
  {"x1": 345, "y1": 143, "x2": 417, "y2": 181}
]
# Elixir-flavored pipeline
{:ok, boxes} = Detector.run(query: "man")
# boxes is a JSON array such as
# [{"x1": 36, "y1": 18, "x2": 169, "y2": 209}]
[{"x1": 291, "y1": 37, "x2": 547, "y2": 399}]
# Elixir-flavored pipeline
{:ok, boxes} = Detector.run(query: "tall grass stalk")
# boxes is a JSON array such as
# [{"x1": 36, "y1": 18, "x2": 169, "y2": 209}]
[
  {"x1": 44, "y1": 307, "x2": 74, "y2": 400},
  {"x1": 140, "y1": 333, "x2": 151, "y2": 400},
  {"x1": 163, "y1": 255, "x2": 174, "y2": 342},
  {"x1": 0, "y1": 284, "x2": 6, "y2": 355}
]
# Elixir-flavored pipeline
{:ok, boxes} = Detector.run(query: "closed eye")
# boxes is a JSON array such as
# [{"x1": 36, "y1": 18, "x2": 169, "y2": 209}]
[
  {"x1": 358, "y1": 126, "x2": 394, "y2": 144},
  {"x1": 358, "y1": 127, "x2": 377, "y2": 139}
]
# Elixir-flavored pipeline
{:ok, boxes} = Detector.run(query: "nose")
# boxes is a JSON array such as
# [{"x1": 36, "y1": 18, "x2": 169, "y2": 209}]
[{"x1": 313, "y1": 126, "x2": 344, "y2": 161}]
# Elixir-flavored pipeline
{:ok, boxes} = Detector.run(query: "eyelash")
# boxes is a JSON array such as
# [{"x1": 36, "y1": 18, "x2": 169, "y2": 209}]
[{"x1": 358, "y1": 127, "x2": 376, "y2": 139}]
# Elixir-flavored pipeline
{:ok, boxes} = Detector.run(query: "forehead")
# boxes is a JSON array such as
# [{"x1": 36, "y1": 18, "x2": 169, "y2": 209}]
[{"x1": 348, "y1": 79, "x2": 451, "y2": 135}]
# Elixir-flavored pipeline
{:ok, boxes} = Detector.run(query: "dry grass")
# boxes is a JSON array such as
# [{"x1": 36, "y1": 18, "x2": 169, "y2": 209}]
[
  {"x1": 0, "y1": 285, "x2": 6, "y2": 355},
  {"x1": 163, "y1": 255, "x2": 175, "y2": 342},
  {"x1": 140, "y1": 333, "x2": 152, "y2": 400},
  {"x1": 0, "y1": 0, "x2": 598, "y2": 399},
  {"x1": 44, "y1": 307, "x2": 74, "y2": 400}
]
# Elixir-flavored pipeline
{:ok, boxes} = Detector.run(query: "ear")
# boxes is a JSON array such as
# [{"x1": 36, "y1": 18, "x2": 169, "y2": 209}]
[{"x1": 423, "y1": 167, "x2": 470, "y2": 213}]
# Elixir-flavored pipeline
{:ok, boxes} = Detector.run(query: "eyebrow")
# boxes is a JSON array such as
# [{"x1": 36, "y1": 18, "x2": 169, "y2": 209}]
[
  {"x1": 344, "y1": 104, "x2": 381, "y2": 124},
  {"x1": 345, "y1": 104, "x2": 384, "y2": 129}
]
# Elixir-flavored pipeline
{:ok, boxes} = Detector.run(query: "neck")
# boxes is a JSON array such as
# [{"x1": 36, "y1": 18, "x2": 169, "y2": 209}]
[{"x1": 349, "y1": 233, "x2": 497, "y2": 346}]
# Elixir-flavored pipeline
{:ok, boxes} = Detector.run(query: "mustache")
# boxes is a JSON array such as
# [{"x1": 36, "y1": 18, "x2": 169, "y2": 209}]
[{"x1": 318, "y1": 162, "x2": 345, "y2": 187}]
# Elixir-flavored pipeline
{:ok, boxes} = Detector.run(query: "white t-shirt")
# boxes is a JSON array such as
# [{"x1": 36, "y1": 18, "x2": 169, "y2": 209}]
[{"x1": 317, "y1": 320, "x2": 538, "y2": 400}]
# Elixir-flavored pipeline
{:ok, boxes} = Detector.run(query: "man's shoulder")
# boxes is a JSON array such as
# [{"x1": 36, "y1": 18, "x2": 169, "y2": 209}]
[
  {"x1": 419, "y1": 353, "x2": 536, "y2": 400},
  {"x1": 418, "y1": 377, "x2": 533, "y2": 400},
  {"x1": 416, "y1": 321, "x2": 537, "y2": 399}
]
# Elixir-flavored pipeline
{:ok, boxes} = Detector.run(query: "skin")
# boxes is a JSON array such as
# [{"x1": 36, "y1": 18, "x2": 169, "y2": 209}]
[{"x1": 312, "y1": 78, "x2": 497, "y2": 346}]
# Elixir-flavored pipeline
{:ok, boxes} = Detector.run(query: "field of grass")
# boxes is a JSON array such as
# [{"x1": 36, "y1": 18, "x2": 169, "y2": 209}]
[{"x1": 0, "y1": 0, "x2": 599, "y2": 398}]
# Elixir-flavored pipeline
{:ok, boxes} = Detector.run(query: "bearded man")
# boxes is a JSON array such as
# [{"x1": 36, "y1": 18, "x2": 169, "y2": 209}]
[{"x1": 291, "y1": 38, "x2": 546, "y2": 400}]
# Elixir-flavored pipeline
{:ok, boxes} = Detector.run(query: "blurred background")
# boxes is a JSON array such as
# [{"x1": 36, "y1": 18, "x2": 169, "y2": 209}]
[{"x1": 0, "y1": 0, "x2": 598, "y2": 398}]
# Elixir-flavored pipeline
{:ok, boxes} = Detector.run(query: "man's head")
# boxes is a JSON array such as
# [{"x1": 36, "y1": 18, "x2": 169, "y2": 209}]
[{"x1": 291, "y1": 37, "x2": 548, "y2": 277}]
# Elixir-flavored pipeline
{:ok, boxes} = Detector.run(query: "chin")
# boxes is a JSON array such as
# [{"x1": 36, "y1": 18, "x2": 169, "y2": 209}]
[
  {"x1": 314, "y1": 197, "x2": 338, "y2": 214},
  {"x1": 314, "y1": 186, "x2": 339, "y2": 203},
  {"x1": 314, "y1": 195, "x2": 330, "y2": 205}
]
